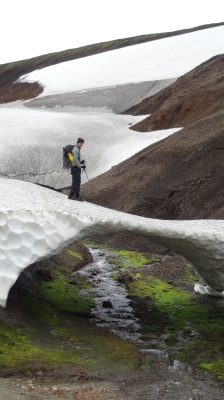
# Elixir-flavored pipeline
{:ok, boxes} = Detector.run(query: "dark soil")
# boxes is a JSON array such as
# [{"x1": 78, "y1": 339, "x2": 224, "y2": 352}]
[{"x1": 125, "y1": 55, "x2": 224, "y2": 132}]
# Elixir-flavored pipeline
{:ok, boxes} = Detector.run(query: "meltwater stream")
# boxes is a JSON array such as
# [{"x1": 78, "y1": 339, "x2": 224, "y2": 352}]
[
  {"x1": 76, "y1": 247, "x2": 172, "y2": 364},
  {"x1": 77, "y1": 247, "x2": 141, "y2": 343},
  {"x1": 48, "y1": 246, "x2": 224, "y2": 398}
]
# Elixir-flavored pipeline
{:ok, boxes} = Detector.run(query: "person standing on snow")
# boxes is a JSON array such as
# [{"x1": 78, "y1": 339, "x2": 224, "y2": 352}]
[{"x1": 68, "y1": 138, "x2": 86, "y2": 201}]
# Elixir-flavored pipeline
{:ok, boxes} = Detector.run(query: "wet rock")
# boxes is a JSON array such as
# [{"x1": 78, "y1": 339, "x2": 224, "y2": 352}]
[
  {"x1": 102, "y1": 300, "x2": 113, "y2": 308},
  {"x1": 90, "y1": 269, "x2": 99, "y2": 276},
  {"x1": 35, "y1": 371, "x2": 44, "y2": 378},
  {"x1": 69, "y1": 279, "x2": 77, "y2": 285},
  {"x1": 25, "y1": 371, "x2": 33, "y2": 378},
  {"x1": 117, "y1": 271, "x2": 137, "y2": 284},
  {"x1": 36, "y1": 267, "x2": 53, "y2": 282}
]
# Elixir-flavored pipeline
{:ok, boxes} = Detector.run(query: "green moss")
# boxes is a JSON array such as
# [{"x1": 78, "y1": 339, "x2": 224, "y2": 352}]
[
  {"x1": 175, "y1": 351, "x2": 188, "y2": 361},
  {"x1": 200, "y1": 360, "x2": 224, "y2": 380},
  {"x1": 40, "y1": 270, "x2": 94, "y2": 316},
  {"x1": 0, "y1": 242, "x2": 147, "y2": 375},
  {"x1": 0, "y1": 328, "x2": 41, "y2": 368},
  {"x1": 0, "y1": 298, "x2": 142, "y2": 374},
  {"x1": 128, "y1": 275, "x2": 219, "y2": 331},
  {"x1": 83, "y1": 243, "x2": 224, "y2": 380},
  {"x1": 119, "y1": 250, "x2": 160, "y2": 268},
  {"x1": 66, "y1": 249, "x2": 83, "y2": 260},
  {"x1": 111, "y1": 273, "x2": 119, "y2": 280},
  {"x1": 127, "y1": 274, "x2": 224, "y2": 379},
  {"x1": 180, "y1": 264, "x2": 200, "y2": 283},
  {"x1": 0, "y1": 321, "x2": 83, "y2": 370},
  {"x1": 5, "y1": 240, "x2": 224, "y2": 380},
  {"x1": 41, "y1": 279, "x2": 94, "y2": 315},
  {"x1": 181, "y1": 331, "x2": 224, "y2": 379},
  {"x1": 26, "y1": 244, "x2": 95, "y2": 316},
  {"x1": 106, "y1": 255, "x2": 124, "y2": 268}
]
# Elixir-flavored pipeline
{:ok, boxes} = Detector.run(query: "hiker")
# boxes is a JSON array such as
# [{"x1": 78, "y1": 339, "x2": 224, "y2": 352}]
[{"x1": 68, "y1": 138, "x2": 86, "y2": 201}]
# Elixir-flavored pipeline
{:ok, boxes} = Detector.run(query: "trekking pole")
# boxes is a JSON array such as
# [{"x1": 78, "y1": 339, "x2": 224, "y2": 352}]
[{"x1": 83, "y1": 167, "x2": 94, "y2": 195}]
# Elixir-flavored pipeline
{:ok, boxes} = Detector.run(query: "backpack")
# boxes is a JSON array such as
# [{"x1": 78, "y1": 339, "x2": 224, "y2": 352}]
[{"x1": 63, "y1": 144, "x2": 75, "y2": 169}]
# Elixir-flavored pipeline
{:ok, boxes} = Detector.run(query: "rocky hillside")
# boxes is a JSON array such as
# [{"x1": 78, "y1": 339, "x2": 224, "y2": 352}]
[
  {"x1": 82, "y1": 110, "x2": 224, "y2": 220},
  {"x1": 124, "y1": 54, "x2": 224, "y2": 131},
  {"x1": 79, "y1": 48, "x2": 224, "y2": 221},
  {"x1": 80, "y1": 53, "x2": 224, "y2": 252}
]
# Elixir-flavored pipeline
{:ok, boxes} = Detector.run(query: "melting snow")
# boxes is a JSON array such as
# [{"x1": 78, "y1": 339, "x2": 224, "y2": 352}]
[{"x1": 1, "y1": 178, "x2": 224, "y2": 307}]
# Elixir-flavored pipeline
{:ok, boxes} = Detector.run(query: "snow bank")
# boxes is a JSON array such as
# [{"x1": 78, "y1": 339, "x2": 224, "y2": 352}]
[
  {"x1": 20, "y1": 26, "x2": 224, "y2": 96},
  {"x1": 1, "y1": 178, "x2": 224, "y2": 306}
]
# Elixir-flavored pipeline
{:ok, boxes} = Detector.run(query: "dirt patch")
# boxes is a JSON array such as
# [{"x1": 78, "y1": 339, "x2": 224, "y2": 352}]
[
  {"x1": 0, "y1": 82, "x2": 42, "y2": 103},
  {"x1": 0, "y1": 377, "x2": 129, "y2": 400}
]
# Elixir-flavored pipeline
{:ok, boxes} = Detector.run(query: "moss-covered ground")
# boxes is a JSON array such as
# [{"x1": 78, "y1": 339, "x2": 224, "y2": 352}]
[
  {"x1": 1, "y1": 241, "x2": 224, "y2": 382},
  {"x1": 126, "y1": 265, "x2": 224, "y2": 380},
  {"x1": 0, "y1": 299, "x2": 141, "y2": 374},
  {"x1": 0, "y1": 242, "x2": 142, "y2": 376},
  {"x1": 86, "y1": 242, "x2": 224, "y2": 380}
]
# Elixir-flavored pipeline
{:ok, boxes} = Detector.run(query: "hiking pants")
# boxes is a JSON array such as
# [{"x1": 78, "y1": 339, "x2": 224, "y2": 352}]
[{"x1": 69, "y1": 166, "x2": 81, "y2": 198}]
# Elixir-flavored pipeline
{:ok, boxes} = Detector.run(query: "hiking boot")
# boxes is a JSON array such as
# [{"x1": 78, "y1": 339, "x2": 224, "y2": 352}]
[
  {"x1": 68, "y1": 195, "x2": 76, "y2": 200},
  {"x1": 74, "y1": 196, "x2": 83, "y2": 201},
  {"x1": 75, "y1": 191, "x2": 83, "y2": 201},
  {"x1": 68, "y1": 196, "x2": 83, "y2": 201}
]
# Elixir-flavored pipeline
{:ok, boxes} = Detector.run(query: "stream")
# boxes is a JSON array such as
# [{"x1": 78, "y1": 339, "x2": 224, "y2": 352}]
[
  {"x1": 78, "y1": 247, "x2": 177, "y2": 365},
  {"x1": 78, "y1": 247, "x2": 140, "y2": 343},
  {"x1": 74, "y1": 246, "x2": 224, "y2": 399},
  {"x1": 5, "y1": 244, "x2": 224, "y2": 400}
]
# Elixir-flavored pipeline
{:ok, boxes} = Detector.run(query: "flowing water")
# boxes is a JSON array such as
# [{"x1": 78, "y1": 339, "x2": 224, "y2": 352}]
[
  {"x1": 78, "y1": 247, "x2": 141, "y2": 343},
  {"x1": 78, "y1": 247, "x2": 177, "y2": 362},
  {"x1": 74, "y1": 246, "x2": 224, "y2": 399},
  {"x1": 4, "y1": 244, "x2": 224, "y2": 399}
]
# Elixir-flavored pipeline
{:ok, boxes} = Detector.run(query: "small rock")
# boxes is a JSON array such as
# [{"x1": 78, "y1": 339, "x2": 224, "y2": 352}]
[
  {"x1": 102, "y1": 300, "x2": 113, "y2": 308},
  {"x1": 117, "y1": 271, "x2": 137, "y2": 284},
  {"x1": 35, "y1": 370, "x2": 44, "y2": 377},
  {"x1": 25, "y1": 371, "x2": 33, "y2": 377}
]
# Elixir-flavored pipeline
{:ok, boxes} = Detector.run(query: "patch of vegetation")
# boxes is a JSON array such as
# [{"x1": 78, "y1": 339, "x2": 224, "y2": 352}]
[
  {"x1": 129, "y1": 276, "x2": 201, "y2": 329},
  {"x1": 105, "y1": 248, "x2": 160, "y2": 270},
  {"x1": 3, "y1": 240, "x2": 224, "y2": 380},
  {"x1": 72, "y1": 244, "x2": 224, "y2": 380},
  {"x1": 0, "y1": 242, "x2": 143, "y2": 374},
  {"x1": 0, "y1": 301, "x2": 142, "y2": 374},
  {"x1": 106, "y1": 254, "x2": 124, "y2": 268},
  {"x1": 30, "y1": 244, "x2": 95, "y2": 316},
  {"x1": 119, "y1": 250, "x2": 160, "y2": 268},
  {"x1": 66, "y1": 249, "x2": 83, "y2": 259},
  {"x1": 40, "y1": 270, "x2": 94, "y2": 316},
  {"x1": 0, "y1": 323, "x2": 43, "y2": 368},
  {"x1": 127, "y1": 273, "x2": 224, "y2": 379},
  {"x1": 200, "y1": 360, "x2": 224, "y2": 380},
  {"x1": 180, "y1": 264, "x2": 199, "y2": 283}
]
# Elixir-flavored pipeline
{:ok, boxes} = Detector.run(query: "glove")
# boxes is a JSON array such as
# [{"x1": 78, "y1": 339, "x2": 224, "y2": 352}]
[
  {"x1": 81, "y1": 164, "x2": 86, "y2": 169},
  {"x1": 80, "y1": 159, "x2": 85, "y2": 164}
]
